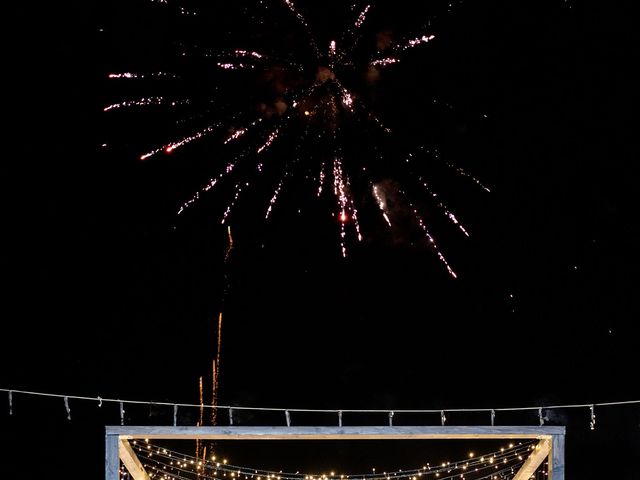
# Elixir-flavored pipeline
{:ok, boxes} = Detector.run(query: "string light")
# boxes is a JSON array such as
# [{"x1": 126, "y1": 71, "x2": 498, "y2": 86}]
[
  {"x1": 132, "y1": 440, "x2": 535, "y2": 480},
  {"x1": 64, "y1": 396, "x2": 71, "y2": 421},
  {"x1": 589, "y1": 405, "x2": 596, "y2": 430}
]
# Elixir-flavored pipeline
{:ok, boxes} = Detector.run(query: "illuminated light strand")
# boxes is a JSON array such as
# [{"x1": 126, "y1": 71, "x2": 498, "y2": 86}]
[
  {"x1": 140, "y1": 123, "x2": 220, "y2": 160},
  {"x1": 103, "y1": 97, "x2": 190, "y2": 112},
  {"x1": 133, "y1": 440, "x2": 535, "y2": 480},
  {"x1": 403, "y1": 192, "x2": 457, "y2": 278},
  {"x1": 107, "y1": 72, "x2": 178, "y2": 79}
]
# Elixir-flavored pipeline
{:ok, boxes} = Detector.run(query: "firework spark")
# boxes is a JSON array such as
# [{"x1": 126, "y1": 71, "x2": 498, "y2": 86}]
[
  {"x1": 140, "y1": 123, "x2": 219, "y2": 160},
  {"x1": 354, "y1": 5, "x2": 371, "y2": 30},
  {"x1": 103, "y1": 97, "x2": 190, "y2": 112},
  {"x1": 108, "y1": 72, "x2": 178, "y2": 79},
  {"x1": 405, "y1": 196, "x2": 457, "y2": 279},
  {"x1": 373, "y1": 184, "x2": 392, "y2": 227}
]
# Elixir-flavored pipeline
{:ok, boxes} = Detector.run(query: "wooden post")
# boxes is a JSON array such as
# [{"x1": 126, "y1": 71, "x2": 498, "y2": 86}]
[
  {"x1": 549, "y1": 433, "x2": 565, "y2": 480},
  {"x1": 105, "y1": 433, "x2": 119, "y2": 480}
]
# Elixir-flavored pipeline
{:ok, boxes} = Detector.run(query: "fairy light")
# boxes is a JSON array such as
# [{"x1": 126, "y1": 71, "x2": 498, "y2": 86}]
[{"x1": 132, "y1": 440, "x2": 541, "y2": 480}]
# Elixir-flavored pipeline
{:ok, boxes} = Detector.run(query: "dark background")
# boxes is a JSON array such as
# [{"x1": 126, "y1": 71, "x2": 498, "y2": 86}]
[{"x1": 2, "y1": 0, "x2": 639, "y2": 478}]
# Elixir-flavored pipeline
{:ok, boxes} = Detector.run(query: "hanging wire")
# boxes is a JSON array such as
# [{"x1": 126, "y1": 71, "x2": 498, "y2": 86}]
[{"x1": 0, "y1": 388, "x2": 638, "y2": 419}]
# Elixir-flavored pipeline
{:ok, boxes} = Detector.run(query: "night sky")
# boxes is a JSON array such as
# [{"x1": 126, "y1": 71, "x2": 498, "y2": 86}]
[{"x1": 2, "y1": 0, "x2": 639, "y2": 478}]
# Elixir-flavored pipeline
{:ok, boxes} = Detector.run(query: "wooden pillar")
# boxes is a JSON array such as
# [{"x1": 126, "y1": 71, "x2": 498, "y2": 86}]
[
  {"x1": 105, "y1": 433, "x2": 120, "y2": 480},
  {"x1": 550, "y1": 433, "x2": 565, "y2": 480}
]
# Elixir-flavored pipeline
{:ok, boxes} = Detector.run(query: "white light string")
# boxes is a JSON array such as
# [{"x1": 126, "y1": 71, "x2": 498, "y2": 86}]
[
  {"x1": 133, "y1": 439, "x2": 536, "y2": 480},
  {"x1": 2, "y1": 388, "x2": 638, "y2": 423}
]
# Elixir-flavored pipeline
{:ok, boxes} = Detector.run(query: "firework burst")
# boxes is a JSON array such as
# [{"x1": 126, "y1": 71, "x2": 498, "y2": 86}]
[{"x1": 103, "y1": 0, "x2": 487, "y2": 276}]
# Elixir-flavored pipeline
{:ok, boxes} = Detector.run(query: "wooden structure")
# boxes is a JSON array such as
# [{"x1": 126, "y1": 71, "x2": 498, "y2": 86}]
[{"x1": 105, "y1": 426, "x2": 565, "y2": 480}]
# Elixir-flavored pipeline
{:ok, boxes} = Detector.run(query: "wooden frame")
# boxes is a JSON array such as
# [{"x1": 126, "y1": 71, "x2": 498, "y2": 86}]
[{"x1": 106, "y1": 426, "x2": 565, "y2": 480}]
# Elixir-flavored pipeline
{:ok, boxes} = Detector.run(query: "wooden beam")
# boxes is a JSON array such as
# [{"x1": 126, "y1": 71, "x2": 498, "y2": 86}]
[
  {"x1": 105, "y1": 434, "x2": 119, "y2": 480},
  {"x1": 512, "y1": 439, "x2": 551, "y2": 480},
  {"x1": 548, "y1": 433, "x2": 565, "y2": 480},
  {"x1": 106, "y1": 425, "x2": 565, "y2": 440},
  {"x1": 119, "y1": 438, "x2": 150, "y2": 480}
]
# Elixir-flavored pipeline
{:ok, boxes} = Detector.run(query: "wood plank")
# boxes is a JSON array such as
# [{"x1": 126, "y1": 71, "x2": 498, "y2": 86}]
[
  {"x1": 512, "y1": 439, "x2": 551, "y2": 480},
  {"x1": 549, "y1": 434, "x2": 565, "y2": 480},
  {"x1": 105, "y1": 434, "x2": 119, "y2": 480},
  {"x1": 119, "y1": 439, "x2": 150, "y2": 480},
  {"x1": 106, "y1": 425, "x2": 565, "y2": 440}
]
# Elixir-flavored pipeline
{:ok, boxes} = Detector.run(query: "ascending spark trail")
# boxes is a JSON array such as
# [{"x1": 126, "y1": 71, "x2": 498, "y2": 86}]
[
  {"x1": 221, "y1": 180, "x2": 247, "y2": 225},
  {"x1": 103, "y1": 97, "x2": 190, "y2": 112},
  {"x1": 373, "y1": 184, "x2": 392, "y2": 227},
  {"x1": 140, "y1": 123, "x2": 220, "y2": 160},
  {"x1": 211, "y1": 310, "x2": 224, "y2": 425},
  {"x1": 225, "y1": 226, "x2": 234, "y2": 262}
]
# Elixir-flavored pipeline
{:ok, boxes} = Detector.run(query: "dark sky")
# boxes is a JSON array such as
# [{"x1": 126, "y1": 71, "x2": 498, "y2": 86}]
[{"x1": 2, "y1": 0, "x2": 639, "y2": 478}]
